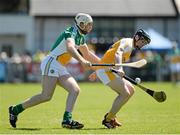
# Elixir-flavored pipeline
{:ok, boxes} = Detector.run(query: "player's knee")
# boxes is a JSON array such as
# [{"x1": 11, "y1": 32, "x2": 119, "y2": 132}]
[
  {"x1": 129, "y1": 86, "x2": 135, "y2": 96},
  {"x1": 67, "y1": 85, "x2": 81, "y2": 95},
  {"x1": 69, "y1": 88, "x2": 80, "y2": 95},
  {"x1": 127, "y1": 84, "x2": 135, "y2": 96},
  {"x1": 121, "y1": 90, "x2": 131, "y2": 99},
  {"x1": 41, "y1": 94, "x2": 52, "y2": 102},
  {"x1": 72, "y1": 87, "x2": 80, "y2": 95}
]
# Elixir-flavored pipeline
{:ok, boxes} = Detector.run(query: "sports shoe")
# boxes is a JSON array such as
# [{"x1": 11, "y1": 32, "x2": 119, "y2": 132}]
[
  {"x1": 62, "y1": 120, "x2": 84, "y2": 129},
  {"x1": 113, "y1": 117, "x2": 122, "y2": 127},
  {"x1": 102, "y1": 113, "x2": 122, "y2": 129},
  {"x1": 9, "y1": 106, "x2": 18, "y2": 128}
]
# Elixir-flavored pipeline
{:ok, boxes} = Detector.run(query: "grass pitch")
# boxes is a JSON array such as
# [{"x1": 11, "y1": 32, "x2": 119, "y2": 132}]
[{"x1": 0, "y1": 82, "x2": 180, "y2": 134}]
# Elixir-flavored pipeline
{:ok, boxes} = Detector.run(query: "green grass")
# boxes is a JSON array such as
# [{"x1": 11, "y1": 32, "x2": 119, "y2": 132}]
[{"x1": 0, "y1": 82, "x2": 180, "y2": 134}]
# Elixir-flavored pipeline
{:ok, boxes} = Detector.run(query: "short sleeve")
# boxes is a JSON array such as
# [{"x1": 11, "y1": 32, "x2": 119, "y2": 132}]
[
  {"x1": 64, "y1": 31, "x2": 73, "y2": 40},
  {"x1": 119, "y1": 39, "x2": 126, "y2": 50}
]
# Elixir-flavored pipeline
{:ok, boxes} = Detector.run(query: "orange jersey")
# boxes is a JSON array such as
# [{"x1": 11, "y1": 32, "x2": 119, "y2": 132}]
[{"x1": 100, "y1": 38, "x2": 134, "y2": 64}]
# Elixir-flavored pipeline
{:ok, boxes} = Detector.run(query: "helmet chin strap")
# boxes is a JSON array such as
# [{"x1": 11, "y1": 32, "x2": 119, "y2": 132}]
[
  {"x1": 76, "y1": 25, "x2": 88, "y2": 35},
  {"x1": 133, "y1": 38, "x2": 140, "y2": 50},
  {"x1": 134, "y1": 38, "x2": 144, "y2": 50},
  {"x1": 80, "y1": 30, "x2": 88, "y2": 35},
  {"x1": 135, "y1": 45, "x2": 141, "y2": 50}
]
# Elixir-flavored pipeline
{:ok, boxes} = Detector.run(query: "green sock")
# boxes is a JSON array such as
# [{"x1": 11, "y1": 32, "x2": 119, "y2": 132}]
[
  {"x1": 12, "y1": 104, "x2": 25, "y2": 115},
  {"x1": 63, "y1": 111, "x2": 72, "y2": 121}
]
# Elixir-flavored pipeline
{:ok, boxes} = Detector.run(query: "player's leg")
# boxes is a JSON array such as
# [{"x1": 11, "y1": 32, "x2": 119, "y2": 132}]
[
  {"x1": 9, "y1": 75, "x2": 57, "y2": 128},
  {"x1": 104, "y1": 78, "x2": 134, "y2": 128},
  {"x1": 9, "y1": 56, "x2": 58, "y2": 128},
  {"x1": 107, "y1": 78, "x2": 134, "y2": 113},
  {"x1": 22, "y1": 76, "x2": 57, "y2": 108},
  {"x1": 102, "y1": 78, "x2": 129, "y2": 128},
  {"x1": 109, "y1": 78, "x2": 134, "y2": 111},
  {"x1": 96, "y1": 69, "x2": 134, "y2": 128},
  {"x1": 123, "y1": 78, "x2": 135, "y2": 96},
  {"x1": 57, "y1": 74, "x2": 84, "y2": 129}
]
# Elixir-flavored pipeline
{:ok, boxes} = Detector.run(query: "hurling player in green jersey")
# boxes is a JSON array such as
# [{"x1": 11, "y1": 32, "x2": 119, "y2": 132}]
[{"x1": 9, "y1": 13, "x2": 100, "y2": 129}]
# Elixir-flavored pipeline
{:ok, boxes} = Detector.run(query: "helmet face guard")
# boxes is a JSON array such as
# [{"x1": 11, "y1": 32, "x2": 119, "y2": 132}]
[
  {"x1": 135, "y1": 29, "x2": 151, "y2": 44},
  {"x1": 134, "y1": 29, "x2": 151, "y2": 49}
]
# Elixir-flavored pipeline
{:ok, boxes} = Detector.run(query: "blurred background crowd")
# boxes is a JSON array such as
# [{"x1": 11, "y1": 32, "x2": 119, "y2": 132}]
[
  {"x1": 0, "y1": 43, "x2": 180, "y2": 83},
  {"x1": 0, "y1": 0, "x2": 180, "y2": 84}
]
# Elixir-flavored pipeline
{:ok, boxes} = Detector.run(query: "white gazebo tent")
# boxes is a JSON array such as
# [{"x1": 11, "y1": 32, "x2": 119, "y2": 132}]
[{"x1": 143, "y1": 29, "x2": 172, "y2": 51}]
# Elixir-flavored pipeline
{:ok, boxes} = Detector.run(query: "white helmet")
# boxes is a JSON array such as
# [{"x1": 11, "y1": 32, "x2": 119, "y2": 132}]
[{"x1": 75, "y1": 13, "x2": 93, "y2": 27}]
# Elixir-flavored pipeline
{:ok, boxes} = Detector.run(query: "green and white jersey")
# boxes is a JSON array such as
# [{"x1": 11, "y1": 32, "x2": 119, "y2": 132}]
[{"x1": 50, "y1": 25, "x2": 86, "y2": 65}]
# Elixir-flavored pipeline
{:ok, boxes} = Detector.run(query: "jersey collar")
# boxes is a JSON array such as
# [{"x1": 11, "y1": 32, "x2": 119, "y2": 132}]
[{"x1": 74, "y1": 25, "x2": 84, "y2": 36}]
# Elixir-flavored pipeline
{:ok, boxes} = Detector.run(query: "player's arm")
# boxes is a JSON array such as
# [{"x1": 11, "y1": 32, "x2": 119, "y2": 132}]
[
  {"x1": 115, "y1": 42, "x2": 125, "y2": 77},
  {"x1": 78, "y1": 44, "x2": 101, "y2": 70},
  {"x1": 78, "y1": 44, "x2": 101, "y2": 63},
  {"x1": 66, "y1": 38, "x2": 91, "y2": 68},
  {"x1": 115, "y1": 48, "x2": 123, "y2": 69}
]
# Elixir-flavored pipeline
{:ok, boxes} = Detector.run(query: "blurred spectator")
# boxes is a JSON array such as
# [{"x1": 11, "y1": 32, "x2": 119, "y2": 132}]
[
  {"x1": 0, "y1": 52, "x2": 9, "y2": 82},
  {"x1": 10, "y1": 53, "x2": 24, "y2": 82},
  {"x1": 167, "y1": 41, "x2": 180, "y2": 84},
  {"x1": 32, "y1": 50, "x2": 46, "y2": 63},
  {"x1": 21, "y1": 52, "x2": 32, "y2": 82},
  {"x1": 145, "y1": 50, "x2": 154, "y2": 62},
  {"x1": 153, "y1": 51, "x2": 163, "y2": 81},
  {"x1": 0, "y1": 48, "x2": 178, "y2": 83}
]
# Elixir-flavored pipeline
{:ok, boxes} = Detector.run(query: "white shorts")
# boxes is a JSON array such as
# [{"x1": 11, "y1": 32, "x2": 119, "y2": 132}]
[
  {"x1": 96, "y1": 69, "x2": 120, "y2": 85},
  {"x1": 40, "y1": 55, "x2": 70, "y2": 77}
]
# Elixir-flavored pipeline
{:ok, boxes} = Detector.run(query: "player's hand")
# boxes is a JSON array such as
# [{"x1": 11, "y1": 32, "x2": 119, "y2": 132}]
[
  {"x1": 88, "y1": 72, "x2": 97, "y2": 81},
  {"x1": 80, "y1": 60, "x2": 91, "y2": 69},
  {"x1": 115, "y1": 69, "x2": 125, "y2": 78}
]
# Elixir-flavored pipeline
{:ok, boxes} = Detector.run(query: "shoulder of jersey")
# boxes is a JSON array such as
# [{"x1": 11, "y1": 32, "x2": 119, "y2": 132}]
[{"x1": 65, "y1": 26, "x2": 75, "y2": 33}]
